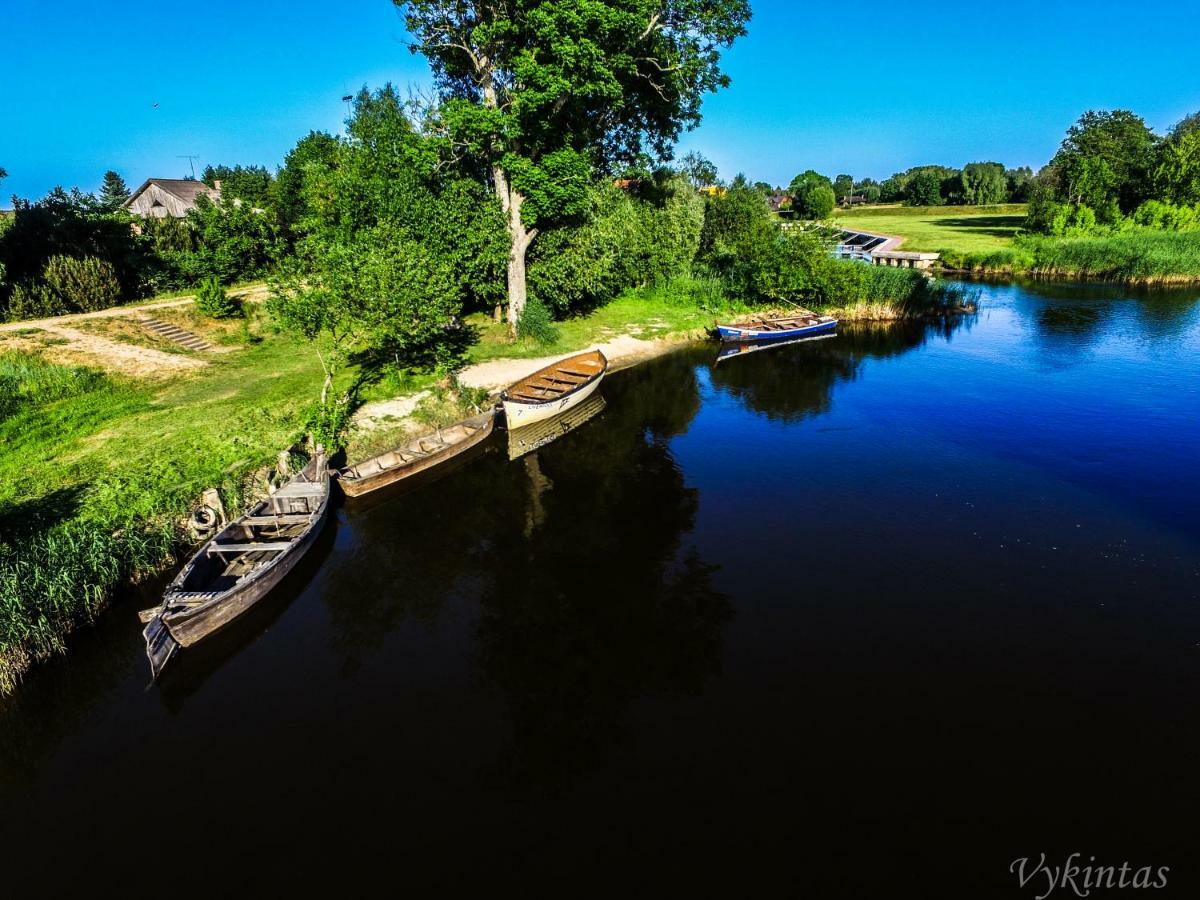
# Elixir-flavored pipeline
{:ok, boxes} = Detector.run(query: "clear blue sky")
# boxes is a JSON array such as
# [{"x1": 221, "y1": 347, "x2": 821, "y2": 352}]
[{"x1": 2, "y1": 0, "x2": 1198, "y2": 203}]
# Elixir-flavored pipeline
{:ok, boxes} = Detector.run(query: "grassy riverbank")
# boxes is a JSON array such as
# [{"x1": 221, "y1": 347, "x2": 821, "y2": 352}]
[
  {"x1": 0, "y1": 274, "x2": 969, "y2": 693},
  {"x1": 832, "y1": 204, "x2": 1200, "y2": 284},
  {"x1": 941, "y1": 230, "x2": 1200, "y2": 283}
]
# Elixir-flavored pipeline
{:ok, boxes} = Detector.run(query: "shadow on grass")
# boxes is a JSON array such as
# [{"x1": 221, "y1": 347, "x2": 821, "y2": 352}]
[
  {"x1": 929, "y1": 216, "x2": 1025, "y2": 238},
  {"x1": 0, "y1": 486, "x2": 87, "y2": 541}
]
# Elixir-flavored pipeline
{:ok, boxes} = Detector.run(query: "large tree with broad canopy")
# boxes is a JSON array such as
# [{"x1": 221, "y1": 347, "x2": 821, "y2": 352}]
[{"x1": 395, "y1": 0, "x2": 751, "y2": 331}]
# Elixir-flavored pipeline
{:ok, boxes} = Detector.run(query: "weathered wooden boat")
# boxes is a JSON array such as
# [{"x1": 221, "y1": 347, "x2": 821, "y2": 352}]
[
  {"x1": 501, "y1": 349, "x2": 608, "y2": 429},
  {"x1": 715, "y1": 311, "x2": 837, "y2": 342},
  {"x1": 715, "y1": 331, "x2": 837, "y2": 363},
  {"x1": 507, "y1": 392, "x2": 607, "y2": 460},
  {"x1": 140, "y1": 450, "x2": 331, "y2": 679},
  {"x1": 335, "y1": 409, "x2": 496, "y2": 498}
]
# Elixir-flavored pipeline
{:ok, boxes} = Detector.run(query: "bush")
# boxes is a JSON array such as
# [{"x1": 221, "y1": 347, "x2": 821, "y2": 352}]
[
  {"x1": 1132, "y1": 200, "x2": 1200, "y2": 231},
  {"x1": 516, "y1": 295, "x2": 559, "y2": 344},
  {"x1": 194, "y1": 276, "x2": 240, "y2": 319},
  {"x1": 43, "y1": 255, "x2": 122, "y2": 312},
  {"x1": 6, "y1": 281, "x2": 67, "y2": 321}
]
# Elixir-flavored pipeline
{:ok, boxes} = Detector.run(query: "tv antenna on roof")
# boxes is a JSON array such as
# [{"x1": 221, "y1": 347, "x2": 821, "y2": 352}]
[{"x1": 177, "y1": 155, "x2": 200, "y2": 179}]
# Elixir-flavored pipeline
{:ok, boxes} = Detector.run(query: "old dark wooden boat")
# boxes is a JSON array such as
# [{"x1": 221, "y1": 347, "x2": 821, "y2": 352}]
[
  {"x1": 501, "y1": 349, "x2": 608, "y2": 428},
  {"x1": 140, "y1": 450, "x2": 331, "y2": 679},
  {"x1": 715, "y1": 311, "x2": 837, "y2": 342},
  {"x1": 335, "y1": 409, "x2": 496, "y2": 498}
]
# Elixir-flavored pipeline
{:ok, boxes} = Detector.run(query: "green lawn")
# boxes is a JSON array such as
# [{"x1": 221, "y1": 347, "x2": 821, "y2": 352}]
[{"x1": 833, "y1": 204, "x2": 1027, "y2": 255}]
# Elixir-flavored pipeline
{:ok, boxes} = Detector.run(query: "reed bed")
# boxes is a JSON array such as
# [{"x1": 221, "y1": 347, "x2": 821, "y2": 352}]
[{"x1": 941, "y1": 231, "x2": 1200, "y2": 283}]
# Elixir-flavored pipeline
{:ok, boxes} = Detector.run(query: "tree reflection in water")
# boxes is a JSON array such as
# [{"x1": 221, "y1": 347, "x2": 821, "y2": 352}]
[{"x1": 707, "y1": 319, "x2": 955, "y2": 422}]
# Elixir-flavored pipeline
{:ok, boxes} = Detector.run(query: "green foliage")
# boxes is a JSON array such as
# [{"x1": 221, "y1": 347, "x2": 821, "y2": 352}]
[
  {"x1": 6, "y1": 280, "x2": 67, "y2": 320},
  {"x1": 1018, "y1": 230, "x2": 1200, "y2": 280},
  {"x1": 906, "y1": 171, "x2": 944, "y2": 206},
  {"x1": 306, "y1": 86, "x2": 508, "y2": 314},
  {"x1": 43, "y1": 254, "x2": 122, "y2": 311},
  {"x1": 0, "y1": 351, "x2": 105, "y2": 421},
  {"x1": 273, "y1": 130, "x2": 340, "y2": 239},
  {"x1": 1132, "y1": 200, "x2": 1200, "y2": 231},
  {"x1": 679, "y1": 151, "x2": 719, "y2": 188},
  {"x1": 0, "y1": 186, "x2": 149, "y2": 311},
  {"x1": 795, "y1": 182, "x2": 836, "y2": 219},
  {"x1": 97, "y1": 170, "x2": 130, "y2": 211},
  {"x1": 178, "y1": 195, "x2": 279, "y2": 284},
  {"x1": 528, "y1": 177, "x2": 704, "y2": 315},
  {"x1": 833, "y1": 174, "x2": 854, "y2": 202},
  {"x1": 960, "y1": 162, "x2": 1007, "y2": 205},
  {"x1": 397, "y1": 0, "x2": 749, "y2": 322},
  {"x1": 194, "y1": 275, "x2": 240, "y2": 318},
  {"x1": 1050, "y1": 109, "x2": 1158, "y2": 213},
  {"x1": 1155, "y1": 130, "x2": 1200, "y2": 204},
  {"x1": 202, "y1": 163, "x2": 275, "y2": 208},
  {"x1": 516, "y1": 295, "x2": 559, "y2": 344}
]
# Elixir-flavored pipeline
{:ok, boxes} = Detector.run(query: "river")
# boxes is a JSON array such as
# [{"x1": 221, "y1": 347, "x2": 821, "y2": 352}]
[{"x1": 2, "y1": 279, "x2": 1198, "y2": 894}]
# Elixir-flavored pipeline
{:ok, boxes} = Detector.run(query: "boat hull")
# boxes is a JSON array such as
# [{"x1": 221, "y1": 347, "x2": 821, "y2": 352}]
[
  {"x1": 502, "y1": 371, "x2": 604, "y2": 428},
  {"x1": 716, "y1": 318, "x2": 837, "y2": 342},
  {"x1": 142, "y1": 457, "x2": 330, "y2": 677},
  {"x1": 338, "y1": 410, "x2": 495, "y2": 498},
  {"x1": 162, "y1": 503, "x2": 327, "y2": 648}
]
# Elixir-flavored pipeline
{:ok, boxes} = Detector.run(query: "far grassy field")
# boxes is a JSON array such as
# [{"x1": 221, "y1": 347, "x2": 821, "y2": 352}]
[{"x1": 833, "y1": 203, "x2": 1027, "y2": 255}]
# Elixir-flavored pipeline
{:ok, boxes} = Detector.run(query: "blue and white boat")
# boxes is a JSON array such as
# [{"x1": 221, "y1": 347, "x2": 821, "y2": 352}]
[{"x1": 715, "y1": 313, "x2": 838, "y2": 343}]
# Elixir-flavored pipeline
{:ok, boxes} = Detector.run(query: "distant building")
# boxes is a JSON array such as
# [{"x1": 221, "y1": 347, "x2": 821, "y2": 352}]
[
  {"x1": 840, "y1": 194, "x2": 869, "y2": 207},
  {"x1": 767, "y1": 193, "x2": 790, "y2": 211},
  {"x1": 123, "y1": 178, "x2": 222, "y2": 218}
]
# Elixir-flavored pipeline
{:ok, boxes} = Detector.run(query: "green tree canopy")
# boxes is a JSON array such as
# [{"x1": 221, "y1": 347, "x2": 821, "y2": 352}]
[
  {"x1": 678, "y1": 151, "x2": 719, "y2": 188},
  {"x1": 202, "y1": 164, "x2": 275, "y2": 208},
  {"x1": 396, "y1": 0, "x2": 751, "y2": 331},
  {"x1": 906, "y1": 170, "x2": 943, "y2": 206},
  {"x1": 833, "y1": 174, "x2": 853, "y2": 202},
  {"x1": 1050, "y1": 109, "x2": 1158, "y2": 213},
  {"x1": 960, "y1": 162, "x2": 1007, "y2": 205},
  {"x1": 1156, "y1": 129, "x2": 1200, "y2": 204},
  {"x1": 97, "y1": 171, "x2": 130, "y2": 211}
]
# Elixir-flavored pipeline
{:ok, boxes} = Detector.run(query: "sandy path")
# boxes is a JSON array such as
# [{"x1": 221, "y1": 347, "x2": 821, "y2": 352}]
[
  {"x1": 37, "y1": 326, "x2": 208, "y2": 376},
  {"x1": 458, "y1": 332, "x2": 698, "y2": 393},
  {"x1": 0, "y1": 283, "x2": 268, "y2": 333}
]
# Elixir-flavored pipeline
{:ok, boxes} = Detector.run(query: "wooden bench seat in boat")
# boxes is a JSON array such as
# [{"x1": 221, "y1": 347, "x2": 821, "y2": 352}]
[
  {"x1": 242, "y1": 514, "x2": 312, "y2": 525},
  {"x1": 207, "y1": 541, "x2": 293, "y2": 555},
  {"x1": 271, "y1": 482, "x2": 325, "y2": 498}
]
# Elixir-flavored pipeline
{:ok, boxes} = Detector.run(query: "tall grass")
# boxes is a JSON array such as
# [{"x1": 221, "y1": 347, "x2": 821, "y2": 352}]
[
  {"x1": 0, "y1": 343, "x2": 316, "y2": 694},
  {"x1": 0, "y1": 518, "x2": 175, "y2": 692},
  {"x1": 1022, "y1": 230, "x2": 1200, "y2": 281},
  {"x1": 942, "y1": 230, "x2": 1200, "y2": 282},
  {"x1": 0, "y1": 352, "x2": 107, "y2": 421}
]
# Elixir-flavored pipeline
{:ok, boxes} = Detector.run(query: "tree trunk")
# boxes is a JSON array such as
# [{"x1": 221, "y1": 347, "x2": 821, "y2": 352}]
[{"x1": 492, "y1": 162, "x2": 535, "y2": 335}]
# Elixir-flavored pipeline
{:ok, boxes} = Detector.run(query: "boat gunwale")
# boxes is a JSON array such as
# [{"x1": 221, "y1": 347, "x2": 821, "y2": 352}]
[
  {"x1": 500, "y1": 350, "x2": 608, "y2": 409},
  {"x1": 337, "y1": 409, "x2": 495, "y2": 484},
  {"x1": 161, "y1": 461, "x2": 330, "y2": 620}
]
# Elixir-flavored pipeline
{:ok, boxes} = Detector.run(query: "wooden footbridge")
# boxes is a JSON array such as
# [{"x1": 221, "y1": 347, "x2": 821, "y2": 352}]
[{"x1": 835, "y1": 229, "x2": 940, "y2": 270}]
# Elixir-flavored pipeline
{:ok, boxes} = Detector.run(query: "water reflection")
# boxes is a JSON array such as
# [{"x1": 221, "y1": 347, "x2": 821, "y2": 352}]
[{"x1": 708, "y1": 319, "x2": 965, "y2": 422}]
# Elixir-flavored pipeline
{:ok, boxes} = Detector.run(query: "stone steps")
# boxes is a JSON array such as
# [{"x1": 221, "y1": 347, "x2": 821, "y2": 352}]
[{"x1": 137, "y1": 315, "x2": 212, "y2": 351}]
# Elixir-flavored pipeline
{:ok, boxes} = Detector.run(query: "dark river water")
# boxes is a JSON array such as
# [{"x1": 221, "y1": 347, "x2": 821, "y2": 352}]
[{"x1": 2, "y1": 280, "x2": 1199, "y2": 895}]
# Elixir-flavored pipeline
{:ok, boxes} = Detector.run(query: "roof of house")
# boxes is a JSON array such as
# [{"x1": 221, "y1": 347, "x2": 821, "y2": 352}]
[{"x1": 124, "y1": 178, "x2": 220, "y2": 207}]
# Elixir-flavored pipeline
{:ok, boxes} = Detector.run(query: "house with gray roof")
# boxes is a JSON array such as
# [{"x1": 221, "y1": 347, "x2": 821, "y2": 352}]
[{"x1": 123, "y1": 178, "x2": 222, "y2": 218}]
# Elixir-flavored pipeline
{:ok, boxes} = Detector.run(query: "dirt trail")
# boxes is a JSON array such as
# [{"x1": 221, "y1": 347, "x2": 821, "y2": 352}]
[
  {"x1": 458, "y1": 332, "x2": 699, "y2": 393},
  {"x1": 33, "y1": 326, "x2": 207, "y2": 377},
  {"x1": 0, "y1": 283, "x2": 268, "y2": 333}
]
